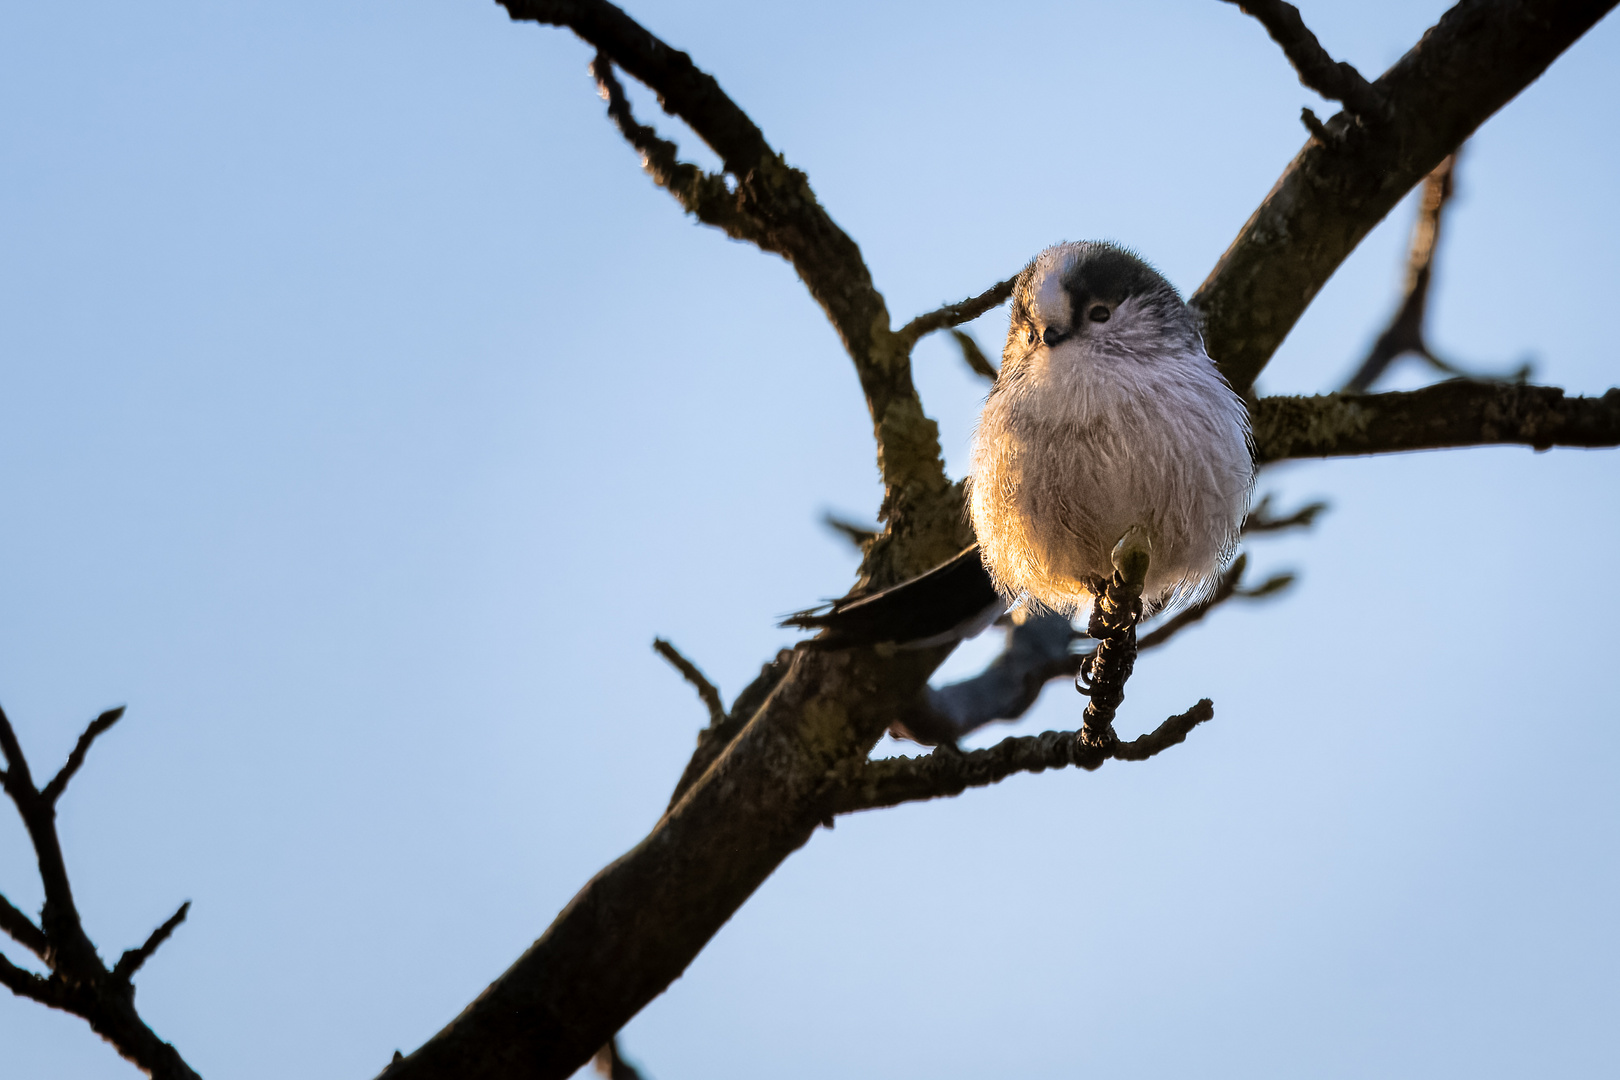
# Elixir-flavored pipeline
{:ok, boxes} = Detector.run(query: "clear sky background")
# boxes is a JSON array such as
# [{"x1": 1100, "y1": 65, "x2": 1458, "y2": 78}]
[{"x1": 2, "y1": 2, "x2": 1617, "y2": 1077}]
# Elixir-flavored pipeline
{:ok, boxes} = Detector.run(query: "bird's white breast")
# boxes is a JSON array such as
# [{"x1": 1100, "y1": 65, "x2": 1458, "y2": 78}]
[{"x1": 969, "y1": 327, "x2": 1253, "y2": 616}]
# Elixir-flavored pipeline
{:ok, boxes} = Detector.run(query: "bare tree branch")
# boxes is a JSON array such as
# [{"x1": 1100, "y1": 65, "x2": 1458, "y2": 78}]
[
  {"x1": 1244, "y1": 492, "x2": 1329, "y2": 534},
  {"x1": 0, "y1": 891, "x2": 48, "y2": 960},
  {"x1": 1222, "y1": 0, "x2": 1387, "y2": 119},
  {"x1": 0, "y1": 704, "x2": 202, "y2": 1080},
  {"x1": 821, "y1": 512, "x2": 878, "y2": 550},
  {"x1": 652, "y1": 639, "x2": 725, "y2": 729},
  {"x1": 1342, "y1": 152, "x2": 1532, "y2": 392},
  {"x1": 592, "y1": 1037, "x2": 649, "y2": 1080},
  {"x1": 41, "y1": 706, "x2": 124, "y2": 805},
  {"x1": 0, "y1": 949, "x2": 59, "y2": 1005},
  {"x1": 1255, "y1": 383, "x2": 1620, "y2": 462},
  {"x1": 895, "y1": 276, "x2": 1017, "y2": 353},
  {"x1": 504, "y1": 1, "x2": 966, "y2": 588},
  {"x1": 587, "y1": 54, "x2": 762, "y2": 244},
  {"x1": 835, "y1": 700, "x2": 1215, "y2": 814},
  {"x1": 1195, "y1": 0, "x2": 1617, "y2": 394},
  {"x1": 376, "y1": 6, "x2": 1618, "y2": 1079},
  {"x1": 112, "y1": 902, "x2": 191, "y2": 984},
  {"x1": 949, "y1": 329, "x2": 999, "y2": 381}
]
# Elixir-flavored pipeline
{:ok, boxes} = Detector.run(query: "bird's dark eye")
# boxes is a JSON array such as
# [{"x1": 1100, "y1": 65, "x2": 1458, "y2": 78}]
[
  {"x1": 1088, "y1": 305, "x2": 1111, "y2": 323},
  {"x1": 1026, "y1": 327, "x2": 1037, "y2": 345}
]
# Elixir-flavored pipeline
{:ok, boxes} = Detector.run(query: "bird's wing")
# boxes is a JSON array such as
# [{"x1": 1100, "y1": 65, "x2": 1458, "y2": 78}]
[{"x1": 781, "y1": 544, "x2": 1003, "y2": 649}]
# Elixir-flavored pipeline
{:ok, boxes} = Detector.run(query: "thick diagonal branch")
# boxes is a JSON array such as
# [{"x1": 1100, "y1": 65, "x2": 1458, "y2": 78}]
[
  {"x1": 1195, "y1": 0, "x2": 1616, "y2": 394},
  {"x1": 1255, "y1": 383, "x2": 1620, "y2": 462},
  {"x1": 836, "y1": 700, "x2": 1215, "y2": 814}
]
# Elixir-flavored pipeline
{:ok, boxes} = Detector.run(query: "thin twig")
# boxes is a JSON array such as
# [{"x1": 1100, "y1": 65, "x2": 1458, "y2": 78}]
[
  {"x1": 112, "y1": 901, "x2": 191, "y2": 984},
  {"x1": 1223, "y1": 0, "x2": 1386, "y2": 119},
  {"x1": 652, "y1": 639, "x2": 725, "y2": 728},
  {"x1": 0, "y1": 892, "x2": 48, "y2": 959},
  {"x1": 950, "y1": 329, "x2": 999, "y2": 381},
  {"x1": 41, "y1": 706, "x2": 125, "y2": 804},
  {"x1": 0, "y1": 704, "x2": 203, "y2": 1080},
  {"x1": 0, "y1": 949, "x2": 59, "y2": 1004},
  {"x1": 593, "y1": 1037, "x2": 649, "y2": 1080},
  {"x1": 1244, "y1": 493, "x2": 1328, "y2": 534},
  {"x1": 821, "y1": 512, "x2": 877, "y2": 549},
  {"x1": 1342, "y1": 152, "x2": 1531, "y2": 392},
  {"x1": 895, "y1": 276, "x2": 1017, "y2": 353},
  {"x1": 503, "y1": 0, "x2": 770, "y2": 173},
  {"x1": 588, "y1": 53, "x2": 756, "y2": 241},
  {"x1": 836, "y1": 700, "x2": 1214, "y2": 813}
]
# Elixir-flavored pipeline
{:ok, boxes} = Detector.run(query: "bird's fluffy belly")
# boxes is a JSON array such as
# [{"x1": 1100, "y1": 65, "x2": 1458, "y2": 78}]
[{"x1": 969, "y1": 369, "x2": 1250, "y2": 615}]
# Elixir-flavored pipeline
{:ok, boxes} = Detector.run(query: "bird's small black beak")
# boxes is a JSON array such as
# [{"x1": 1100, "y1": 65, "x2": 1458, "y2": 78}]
[{"x1": 1041, "y1": 326, "x2": 1071, "y2": 347}]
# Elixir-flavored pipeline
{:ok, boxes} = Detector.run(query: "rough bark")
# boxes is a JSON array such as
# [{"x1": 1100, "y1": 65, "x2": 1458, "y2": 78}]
[{"x1": 1255, "y1": 383, "x2": 1620, "y2": 462}]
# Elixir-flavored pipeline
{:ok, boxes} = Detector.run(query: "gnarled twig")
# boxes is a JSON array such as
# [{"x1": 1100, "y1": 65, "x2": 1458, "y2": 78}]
[{"x1": 835, "y1": 700, "x2": 1215, "y2": 814}]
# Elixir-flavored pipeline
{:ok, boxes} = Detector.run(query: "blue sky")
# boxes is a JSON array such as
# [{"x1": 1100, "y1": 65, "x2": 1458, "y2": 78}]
[{"x1": 2, "y1": 2, "x2": 1617, "y2": 1077}]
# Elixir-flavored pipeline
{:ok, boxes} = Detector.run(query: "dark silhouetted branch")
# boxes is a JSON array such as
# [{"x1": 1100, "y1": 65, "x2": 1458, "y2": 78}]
[
  {"x1": 40, "y1": 706, "x2": 124, "y2": 805},
  {"x1": 112, "y1": 902, "x2": 191, "y2": 984},
  {"x1": 0, "y1": 891, "x2": 48, "y2": 960},
  {"x1": 895, "y1": 276, "x2": 1017, "y2": 353},
  {"x1": 0, "y1": 704, "x2": 201, "y2": 1080},
  {"x1": 1195, "y1": 0, "x2": 1617, "y2": 394},
  {"x1": 1223, "y1": 0, "x2": 1387, "y2": 118},
  {"x1": 652, "y1": 639, "x2": 725, "y2": 728},
  {"x1": 835, "y1": 700, "x2": 1215, "y2": 813},
  {"x1": 593, "y1": 1037, "x2": 649, "y2": 1080},
  {"x1": 1255, "y1": 383, "x2": 1620, "y2": 462}
]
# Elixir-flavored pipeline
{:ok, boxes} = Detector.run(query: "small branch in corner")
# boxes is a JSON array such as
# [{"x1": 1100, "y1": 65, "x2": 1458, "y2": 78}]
[
  {"x1": 1223, "y1": 0, "x2": 1387, "y2": 121},
  {"x1": 652, "y1": 638, "x2": 726, "y2": 728}
]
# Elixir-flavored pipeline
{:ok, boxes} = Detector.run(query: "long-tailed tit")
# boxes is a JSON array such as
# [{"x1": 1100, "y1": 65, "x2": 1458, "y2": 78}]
[{"x1": 790, "y1": 242, "x2": 1254, "y2": 647}]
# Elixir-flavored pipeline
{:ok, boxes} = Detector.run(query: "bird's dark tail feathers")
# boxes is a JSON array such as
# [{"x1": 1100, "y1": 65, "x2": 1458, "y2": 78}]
[{"x1": 782, "y1": 544, "x2": 1004, "y2": 649}]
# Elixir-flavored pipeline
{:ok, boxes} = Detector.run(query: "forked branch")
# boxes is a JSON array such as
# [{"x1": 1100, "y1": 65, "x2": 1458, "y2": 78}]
[
  {"x1": 1195, "y1": 0, "x2": 1616, "y2": 393},
  {"x1": 0, "y1": 705, "x2": 200, "y2": 1080}
]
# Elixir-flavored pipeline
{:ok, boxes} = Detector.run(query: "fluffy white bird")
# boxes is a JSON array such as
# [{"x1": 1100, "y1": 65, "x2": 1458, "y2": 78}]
[
  {"x1": 971, "y1": 241, "x2": 1254, "y2": 618},
  {"x1": 789, "y1": 241, "x2": 1254, "y2": 647}
]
